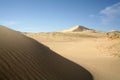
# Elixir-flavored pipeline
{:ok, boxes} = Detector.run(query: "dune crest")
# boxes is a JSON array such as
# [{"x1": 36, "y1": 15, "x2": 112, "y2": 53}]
[
  {"x1": 0, "y1": 25, "x2": 93, "y2": 80},
  {"x1": 58, "y1": 25, "x2": 90, "y2": 32}
]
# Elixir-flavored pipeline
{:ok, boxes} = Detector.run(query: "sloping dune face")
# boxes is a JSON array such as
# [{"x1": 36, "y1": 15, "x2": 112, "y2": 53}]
[{"x1": 0, "y1": 25, "x2": 93, "y2": 80}]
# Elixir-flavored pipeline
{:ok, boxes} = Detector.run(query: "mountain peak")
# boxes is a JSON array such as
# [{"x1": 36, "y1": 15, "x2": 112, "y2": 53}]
[{"x1": 58, "y1": 25, "x2": 90, "y2": 32}]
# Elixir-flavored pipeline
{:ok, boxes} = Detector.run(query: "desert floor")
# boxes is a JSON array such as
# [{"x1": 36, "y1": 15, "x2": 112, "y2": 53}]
[{"x1": 25, "y1": 32, "x2": 120, "y2": 80}]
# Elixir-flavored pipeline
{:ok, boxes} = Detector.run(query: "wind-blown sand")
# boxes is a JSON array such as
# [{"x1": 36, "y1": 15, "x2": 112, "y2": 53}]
[
  {"x1": 0, "y1": 25, "x2": 93, "y2": 80},
  {"x1": 25, "y1": 31, "x2": 120, "y2": 80}
]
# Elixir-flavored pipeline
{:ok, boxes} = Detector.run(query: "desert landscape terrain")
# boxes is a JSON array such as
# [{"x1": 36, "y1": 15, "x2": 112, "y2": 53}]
[
  {"x1": 0, "y1": 25, "x2": 120, "y2": 80},
  {"x1": 1, "y1": 0, "x2": 120, "y2": 80},
  {"x1": 0, "y1": 25, "x2": 93, "y2": 80},
  {"x1": 24, "y1": 25, "x2": 120, "y2": 80}
]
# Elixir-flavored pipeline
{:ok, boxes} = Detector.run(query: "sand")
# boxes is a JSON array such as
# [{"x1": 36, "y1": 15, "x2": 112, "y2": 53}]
[
  {"x1": 0, "y1": 25, "x2": 93, "y2": 80},
  {"x1": 57, "y1": 25, "x2": 90, "y2": 32},
  {"x1": 25, "y1": 32, "x2": 120, "y2": 80}
]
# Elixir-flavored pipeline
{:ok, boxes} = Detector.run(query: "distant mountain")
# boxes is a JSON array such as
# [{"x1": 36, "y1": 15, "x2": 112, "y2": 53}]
[{"x1": 58, "y1": 25, "x2": 91, "y2": 32}]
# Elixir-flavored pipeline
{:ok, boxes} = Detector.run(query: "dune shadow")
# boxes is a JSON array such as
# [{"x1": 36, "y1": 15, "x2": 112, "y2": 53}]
[{"x1": 25, "y1": 35, "x2": 94, "y2": 80}]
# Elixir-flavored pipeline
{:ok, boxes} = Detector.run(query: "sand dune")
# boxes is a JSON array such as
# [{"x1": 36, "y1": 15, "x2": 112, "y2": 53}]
[
  {"x1": 25, "y1": 31, "x2": 120, "y2": 80},
  {"x1": 57, "y1": 25, "x2": 90, "y2": 32},
  {"x1": 0, "y1": 25, "x2": 93, "y2": 80},
  {"x1": 106, "y1": 30, "x2": 120, "y2": 39}
]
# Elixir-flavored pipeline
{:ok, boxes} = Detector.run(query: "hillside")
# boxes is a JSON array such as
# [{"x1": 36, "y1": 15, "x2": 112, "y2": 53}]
[
  {"x1": 58, "y1": 25, "x2": 91, "y2": 32},
  {"x1": 0, "y1": 25, "x2": 93, "y2": 80}
]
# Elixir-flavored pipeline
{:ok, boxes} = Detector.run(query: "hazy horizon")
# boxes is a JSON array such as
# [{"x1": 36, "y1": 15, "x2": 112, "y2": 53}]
[{"x1": 0, "y1": 0, "x2": 120, "y2": 32}]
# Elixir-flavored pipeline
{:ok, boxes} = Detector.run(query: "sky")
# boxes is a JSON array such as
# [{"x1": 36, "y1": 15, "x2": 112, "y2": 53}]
[{"x1": 0, "y1": 0, "x2": 120, "y2": 32}]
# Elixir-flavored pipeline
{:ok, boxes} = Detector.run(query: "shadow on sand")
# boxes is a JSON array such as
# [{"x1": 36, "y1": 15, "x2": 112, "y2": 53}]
[{"x1": 0, "y1": 27, "x2": 93, "y2": 80}]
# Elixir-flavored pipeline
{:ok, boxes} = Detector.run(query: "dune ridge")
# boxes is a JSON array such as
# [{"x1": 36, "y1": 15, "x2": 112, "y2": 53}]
[
  {"x1": 58, "y1": 25, "x2": 90, "y2": 32},
  {"x1": 0, "y1": 25, "x2": 93, "y2": 80}
]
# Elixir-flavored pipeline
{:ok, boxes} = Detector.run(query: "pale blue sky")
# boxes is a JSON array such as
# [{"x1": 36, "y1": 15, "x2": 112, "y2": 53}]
[{"x1": 0, "y1": 0, "x2": 120, "y2": 32}]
